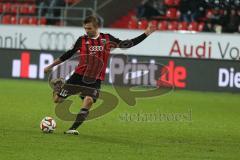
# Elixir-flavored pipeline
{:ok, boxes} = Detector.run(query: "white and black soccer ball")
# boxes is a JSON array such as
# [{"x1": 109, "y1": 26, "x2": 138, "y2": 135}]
[{"x1": 40, "y1": 117, "x2": 56, "y2": 133}]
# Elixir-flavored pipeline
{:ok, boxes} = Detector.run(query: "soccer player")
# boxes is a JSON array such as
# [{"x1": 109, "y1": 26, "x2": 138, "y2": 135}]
[{"x1": 44, "y1": 15, "x2": 155, "y2": 135}]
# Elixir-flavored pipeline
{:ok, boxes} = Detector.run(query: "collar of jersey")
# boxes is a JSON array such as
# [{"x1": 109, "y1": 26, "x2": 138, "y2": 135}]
[{"x1": 86, "y1": 33, "x2": 100, "y2": 39}]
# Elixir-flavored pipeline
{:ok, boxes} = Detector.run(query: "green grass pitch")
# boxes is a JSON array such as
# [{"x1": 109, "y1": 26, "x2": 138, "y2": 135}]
[{"x1": 0, "y1": 79, "x2": 240, "y2": 160}]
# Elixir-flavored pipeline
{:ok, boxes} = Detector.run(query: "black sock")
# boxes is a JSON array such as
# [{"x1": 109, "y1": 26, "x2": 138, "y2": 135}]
[{"x1": 69, "y1": 108, "x2": 89, "y2": 130}]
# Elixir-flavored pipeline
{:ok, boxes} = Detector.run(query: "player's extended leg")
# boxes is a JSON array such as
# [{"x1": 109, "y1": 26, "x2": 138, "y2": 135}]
[
  {"x1": 50, "y1": 78, "x2": 65, "y2": 103},
  {"x1": 64, "y1": 96, "x2": 94, "y2": 135},
  {"x1": 53, "y1": 93, "x2": 64, "y2": 103}
]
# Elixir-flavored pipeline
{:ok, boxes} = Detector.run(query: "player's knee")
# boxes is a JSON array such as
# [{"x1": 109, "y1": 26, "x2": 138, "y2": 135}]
[
  {"x1": 53, "y1": 95, "x2": 64, "y2": 104},
  {"x1": 84, "y1": 96, "x2": 94, "y2": 105},
  {"x1": 53, "y1": 99, "x2": 59, "y2": 104}
]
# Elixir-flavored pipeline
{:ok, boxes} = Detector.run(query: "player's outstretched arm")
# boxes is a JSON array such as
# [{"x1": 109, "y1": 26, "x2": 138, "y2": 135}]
[
  {"x1": 127, "y1": 24, "x2": 156, "y2": 48},
  {"x1": 44, "y1": 37, "x2": 82, "y2": 74},
  {"x1": 44, "y1": 58, "x2": 62, "y2": 74},
  {"x1": 109, "y1": 24, "x2": 156, "y2": 49}
]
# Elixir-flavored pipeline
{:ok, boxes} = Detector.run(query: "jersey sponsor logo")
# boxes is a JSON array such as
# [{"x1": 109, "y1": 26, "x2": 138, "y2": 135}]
[{"x1": 89, "y1": 46, "x2": 104, "y2": 52}]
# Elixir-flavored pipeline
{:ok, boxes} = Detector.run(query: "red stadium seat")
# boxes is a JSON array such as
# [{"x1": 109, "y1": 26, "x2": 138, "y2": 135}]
[
  {"x1": 29, "y1": 17, "x2": 37, "y2": 25},
  {"x1": 138, "y1": 20, "x2": 148, "y2": 29},
  {"x1": 176, "y1": 10, "x2": 181, "y2": 19},
  {"x1": 19, "y1": 17, "x2": 29, "y2": 24},
  {"x1": 11, "y1": 4, "x2": 19, "y2": 14},
  {"x1": 178, "y1": 22, "x2": 188, "y2": 30},
  {"x1": 168, "y1": 21, "x2": 178, "y2": 30},
  {"x1": 166, "y1": 8, "x2": 177, "y2": 19},
  {"x1": 188, "y1": 22, "x2": 198, "y2": 31},
  {"x1": 0, "y1": 3, "x2": 3, "y2": 13},
  {"x1": 28, "y1": 4, "x2": 36, "y2": 14},
  {"x1": 174, "y1": 0, "x2": 181, "y2": 6},
  {"x1": 121, "y1": 16, "x2": 129, "y2": 22},
  {"x1": 206, "y1": 10, "x2": 213, "y2": 19},
  {"x1": 198, "y1": 22, "x2": 205, "y2": 32},
  {"x1": 164, "y1": 0, "x2": 174, "y2": 6},
  {"x1": 39, "y1": 17, "x2": 47, "y2": 25},
  {"x1": 128, "y1": 19, "x2": 137, "y2": 29},
  {"x1": 1, "y1": 15, "x2": 11, "y2": 24},
  {"x1": 3, "y1": 3, "x2": 11, "y2": 13},
  {"x1": 158, "y1": 21, "x2": 168, "y2": 30},
  {"x1": 10, "y1": 16, "x2": 18, "y2": 24},
  {"x1": 20, "y1": 4, "x2": 29, "y2": 14},
  {"x1": 149, "y1": 20, "x2": 158, "y2": 28}
]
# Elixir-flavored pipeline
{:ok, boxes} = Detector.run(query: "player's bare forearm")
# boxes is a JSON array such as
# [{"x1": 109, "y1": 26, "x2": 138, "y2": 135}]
[{"x1": 44, "y1": 58, "x2": 62, "y2": 74}]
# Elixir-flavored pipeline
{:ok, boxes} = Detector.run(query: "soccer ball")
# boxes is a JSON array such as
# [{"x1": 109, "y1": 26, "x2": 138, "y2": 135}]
[{"x1": 40, "y1": 117, "x2": 56, "y2": 133}]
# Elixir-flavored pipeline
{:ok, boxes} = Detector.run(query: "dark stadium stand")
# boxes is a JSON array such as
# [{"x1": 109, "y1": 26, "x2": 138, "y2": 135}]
[
  {"x1": 0, "y1": 0, "x2": 79, "y2": 25},
  {"x1": 0, "y1": 0, "x2": 38, "y2": 25},
  {"x1": 0, "y1": 0, "x2": 239, "y2": 33},
  {"x1": 110, "y1": 0, "x2": 240, "y2": 33}
]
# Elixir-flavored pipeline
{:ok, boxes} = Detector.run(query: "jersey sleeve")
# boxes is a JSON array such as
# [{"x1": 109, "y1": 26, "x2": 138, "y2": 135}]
[
  {"x1": 108, "y1": 33, "x2": 147, "y2": 49},
  {"x1": 59, "y1": 37, "x2": 82, "y2": 62}
]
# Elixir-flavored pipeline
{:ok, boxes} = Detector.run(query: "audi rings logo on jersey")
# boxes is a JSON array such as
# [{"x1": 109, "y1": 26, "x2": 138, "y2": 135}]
[
  {"x1": 39, "y1": 32, "x2": 75, "y2": 51},
  {"x1": 89, "y1": 46, "x2": 104, "y2": 52}
]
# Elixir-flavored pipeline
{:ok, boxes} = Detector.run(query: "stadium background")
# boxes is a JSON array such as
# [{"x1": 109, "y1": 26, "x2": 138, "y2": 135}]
[{"x1": 0, "y1": 0, "x2": 240, "y2": 160}]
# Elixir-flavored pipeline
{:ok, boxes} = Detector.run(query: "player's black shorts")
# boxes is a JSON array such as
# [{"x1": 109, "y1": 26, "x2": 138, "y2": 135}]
[{"x1": 58, "y1": 73, "x2": 101, "y2": 103}]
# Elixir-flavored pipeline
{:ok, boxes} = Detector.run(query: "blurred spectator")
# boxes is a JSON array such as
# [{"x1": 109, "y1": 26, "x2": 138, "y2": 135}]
[
  {"x1": 179, "y1": 0, "x2": 191, "y2": 22},
  {"x1": 207, "y1": 9, "x2": 221, "y2": 24},
  {"x1": 238, "y1": 10, "x2": 240, "y2": 29},
  {"x1": 137, "y1": 0, "x2": 146, "y2": 19},
  {"x1": 220, "y1": 10, "x2": 230, "y2": 32},
  {"x1": 190, "y1": 0, "x2": 207, "y2": 22},
  {"x1": 179, "y1": 0, "x2": 207, "y2": 22},
  {"x1": 37, "y1": 0, "x2": 65, "y2": 25},
  {"x1": 155, "y1": 0, "x2": 166, "y2": 16},
  {"x1": 225, "y1": 9, "x2": 239, "y2": 33},
  {"x1": 203, "y1": 21, "x2": 215, "y2": 32},
  {"x1": 48, "y1": 0, "x2": 65, "y2": 24},
  {"x1": 136, "y1": 0, "x2": 164, "y2": 20}
]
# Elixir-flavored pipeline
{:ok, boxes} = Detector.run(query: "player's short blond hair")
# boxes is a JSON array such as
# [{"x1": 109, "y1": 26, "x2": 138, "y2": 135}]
[{"x1": 83, "y1": 15, "x2": 99, "y2": 28}]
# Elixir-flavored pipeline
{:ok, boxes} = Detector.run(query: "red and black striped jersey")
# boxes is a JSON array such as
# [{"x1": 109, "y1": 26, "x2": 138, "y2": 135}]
[{"x1": 59, "y1": 32, "x2": 147, "y2": 81}]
